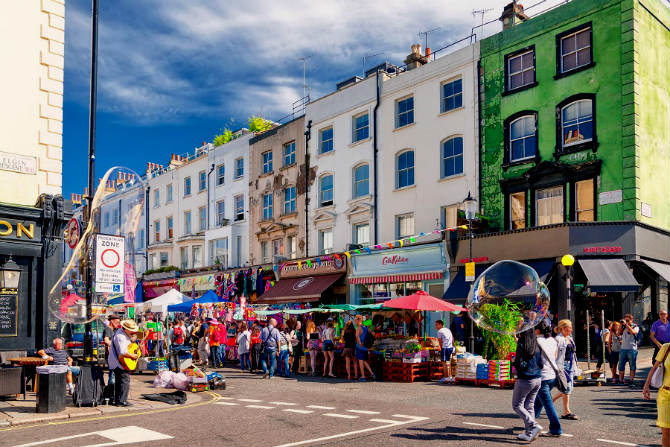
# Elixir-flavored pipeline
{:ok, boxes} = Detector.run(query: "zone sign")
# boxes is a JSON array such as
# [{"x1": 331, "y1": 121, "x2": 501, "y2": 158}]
[{"x1": 94, "y1": 234, "x2": 125, "y2": 294}]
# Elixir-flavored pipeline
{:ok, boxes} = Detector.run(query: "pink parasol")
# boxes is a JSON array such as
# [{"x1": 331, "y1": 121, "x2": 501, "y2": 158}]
[{"x1": 382, "y1": 290, "x2": 466, "y2": 312}]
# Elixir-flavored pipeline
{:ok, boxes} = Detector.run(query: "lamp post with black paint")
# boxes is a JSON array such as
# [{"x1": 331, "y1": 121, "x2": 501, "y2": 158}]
[{"x1": 463, "y1": 192, "x2": 477, "y2": 354}]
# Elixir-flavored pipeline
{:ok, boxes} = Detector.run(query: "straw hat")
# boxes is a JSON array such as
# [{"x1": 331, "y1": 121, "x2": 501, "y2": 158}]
[{"x1": 121, "y1": 319, "x2": 140, "y2": 333}]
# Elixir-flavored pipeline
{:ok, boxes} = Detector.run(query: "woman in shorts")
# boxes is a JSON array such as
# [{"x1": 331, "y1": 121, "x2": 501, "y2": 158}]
[
  {"x1": 609, "y1": 322, "x2": 623, "y2": 383},
  {"x1": 355, "y1": 315, "x2": 375, "y2": 381},
  {"x1": 342, "y1": 320, "x2": 359, "y2": 380},
  {"x1": 306, "y1": 320, "x2": 320, "y2": 376},
  {"x1": 322, "y1": 320, "x2": 336, "y2": 377}
]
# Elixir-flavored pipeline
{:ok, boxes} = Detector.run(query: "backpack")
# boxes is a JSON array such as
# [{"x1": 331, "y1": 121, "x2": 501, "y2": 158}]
[
  {"x1": 363, "y1": 326, "x2": 375, "y2": 349},
  {"x1": 172, "y1": 326, "x2": 185, "y2": 345}
]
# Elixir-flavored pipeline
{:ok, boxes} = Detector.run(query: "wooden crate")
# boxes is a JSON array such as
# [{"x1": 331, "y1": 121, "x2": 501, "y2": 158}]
[{"x1": 487, "y1": 378, "x2": 516, "y2": 389}]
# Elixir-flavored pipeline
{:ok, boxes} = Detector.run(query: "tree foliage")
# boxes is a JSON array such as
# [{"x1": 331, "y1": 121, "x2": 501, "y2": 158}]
[
  {"x1": 480, "y1": 299, "x2": 520, "y2": 360},
  {"x1": 248, "y1": 115, "x2": 273, "y2": 133},
  {"x1": 213, "y1": 129, "x2": 233, "y2": 147}
]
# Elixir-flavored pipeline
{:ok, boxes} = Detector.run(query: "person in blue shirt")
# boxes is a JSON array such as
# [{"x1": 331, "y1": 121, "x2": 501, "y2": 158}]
[
  {"x1": 512, "y1": 327, "x2": 544, "y2": 442},
  {"x1": 260, "y1": 318, "x2": 280, "y2": 379}
]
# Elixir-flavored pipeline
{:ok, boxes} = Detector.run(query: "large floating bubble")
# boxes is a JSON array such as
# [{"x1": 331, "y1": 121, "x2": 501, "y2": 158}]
[
  {"x1": 466, "y1": 260, "x2": 550, "y2": 336},
  {"x1": 48, "y1": 167, "x2": 145, "y2": 324}
]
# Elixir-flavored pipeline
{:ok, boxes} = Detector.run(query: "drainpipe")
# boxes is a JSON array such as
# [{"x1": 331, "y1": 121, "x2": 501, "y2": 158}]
[
  {"x1": 373, "y1": 71, "x2": 381, "y2": 244},
  {"x1": 304, "y1": 120, "x2": 312, "y2": 257},
  {"x1": 207, "y1": 163, "x2": 215, "y2": 230}
]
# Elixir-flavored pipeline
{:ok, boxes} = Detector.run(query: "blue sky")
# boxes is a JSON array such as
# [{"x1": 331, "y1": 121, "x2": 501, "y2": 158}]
[{"x1": 62, "y1": 0, "x2": 566, "y2": 196}]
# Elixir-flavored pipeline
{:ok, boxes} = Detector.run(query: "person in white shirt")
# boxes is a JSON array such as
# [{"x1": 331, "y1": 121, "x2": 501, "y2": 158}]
[
  {"x1": 237, "y1": 322, "x2": 251, "y2": 371},
  {"x1": 436, "y1": 320, "x2": 454, "y2": 383},
  {"x1": 534, "y1": 321, "x2": 562, "y2": 437}
]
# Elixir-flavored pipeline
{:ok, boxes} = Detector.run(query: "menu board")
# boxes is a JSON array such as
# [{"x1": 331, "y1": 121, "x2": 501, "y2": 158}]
[{"x1": 0, "y1": 288, "x2": 18, "y2": 336}]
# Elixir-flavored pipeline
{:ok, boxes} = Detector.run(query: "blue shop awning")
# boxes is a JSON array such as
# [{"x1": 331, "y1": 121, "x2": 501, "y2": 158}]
[
  {"x1": 526, "y1": 260, "x2": 556, "y2": 283},
  {"x1": 578, "y1": 258, "x2": 640, "y2": 293}
]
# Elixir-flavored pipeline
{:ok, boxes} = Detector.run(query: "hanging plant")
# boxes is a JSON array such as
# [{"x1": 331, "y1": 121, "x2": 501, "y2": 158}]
[{"x1": 480, "y1": 299, "x2": 521, "y2": 361}]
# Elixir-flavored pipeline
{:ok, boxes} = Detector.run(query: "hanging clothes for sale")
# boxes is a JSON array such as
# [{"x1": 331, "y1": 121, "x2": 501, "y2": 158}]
[
  {"x1": 256, "y1": 269, "x2": 265, "y2": 296},
  {"x1": 235, "y1": 271, "x2": 244, "y2": 297}
]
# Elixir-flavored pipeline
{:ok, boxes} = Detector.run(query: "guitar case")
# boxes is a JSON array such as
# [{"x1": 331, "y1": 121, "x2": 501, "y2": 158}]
[{"x1": 73, "y1": 365, "x2": 105, "y2": 407}]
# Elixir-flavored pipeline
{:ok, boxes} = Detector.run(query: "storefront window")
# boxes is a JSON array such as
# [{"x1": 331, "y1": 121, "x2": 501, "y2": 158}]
[
  {"x1": 576, "y1": 179, "x2": 595, "y2": 221},
  {"x1": 510, "y1": 191, "x2": 526, "y2": 229},
  {"x1": 535, "y1": 186, "x2": 563, "y2": 226}
]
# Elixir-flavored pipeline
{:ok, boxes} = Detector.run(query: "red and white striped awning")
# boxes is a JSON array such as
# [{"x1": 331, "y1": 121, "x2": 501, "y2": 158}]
[{"x1": 348, "y1": 271, "x2": 443, "y2": 285}]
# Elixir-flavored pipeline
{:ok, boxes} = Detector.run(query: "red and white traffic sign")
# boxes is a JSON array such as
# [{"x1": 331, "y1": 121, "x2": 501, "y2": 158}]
[
  {"x1": 65, "y1": 217, "x2": 80, "y2": 249},
  {"x1": 94, "y1": 234, "x2": 125, "y2": 294}
]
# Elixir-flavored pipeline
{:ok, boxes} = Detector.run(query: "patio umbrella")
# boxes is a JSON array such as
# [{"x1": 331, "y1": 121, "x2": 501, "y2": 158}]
[{"x1": 382, "y1": 290, "x2": 466, "y2": 312}]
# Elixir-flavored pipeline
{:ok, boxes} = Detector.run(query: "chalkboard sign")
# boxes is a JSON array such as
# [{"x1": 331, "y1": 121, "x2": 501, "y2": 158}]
[{"x1": 0, "y1": 288, "x2": 18, "y2": 336}]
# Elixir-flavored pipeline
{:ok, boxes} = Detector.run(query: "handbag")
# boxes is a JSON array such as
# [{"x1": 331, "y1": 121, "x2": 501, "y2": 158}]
[
  {"x1": 651, "y1": 345, "x2": 670, "y2": 388},
  {"x1": 538, "y1": 343, "x2": 569, "y2": 393}
]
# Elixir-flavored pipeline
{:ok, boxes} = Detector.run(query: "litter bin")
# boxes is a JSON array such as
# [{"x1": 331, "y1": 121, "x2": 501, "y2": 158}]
[{"x1": 36, "y1": 365, "x2": 67, "y2": 413}]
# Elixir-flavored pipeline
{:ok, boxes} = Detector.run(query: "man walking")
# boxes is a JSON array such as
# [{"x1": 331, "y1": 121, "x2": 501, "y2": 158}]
[
  {"x1": 109, "y1": 320, "x2": 140, "y2": 406},
  {"x1": 103, "y1": 314, "x2": 122, "y2": 386},
  {"x1": 197, "y1": 317, "x2": 210, "y2": 366},
  {"x1": 651, "y1": 310, "x2": 670, "y2": 364},
  {"x1": 436, "y1": 320, "x2": 454, "y2": 383},
  {"x1": 619, "y1": 313, "x2": 640, "y2": 384},
  {"x1": 260, "y1": 318, "x2": 280, "y2": 379}
]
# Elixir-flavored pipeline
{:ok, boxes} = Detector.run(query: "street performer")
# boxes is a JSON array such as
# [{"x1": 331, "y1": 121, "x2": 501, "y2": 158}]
[{"x1": 109, "y1": 319, "x2": 141, "y2": 407}]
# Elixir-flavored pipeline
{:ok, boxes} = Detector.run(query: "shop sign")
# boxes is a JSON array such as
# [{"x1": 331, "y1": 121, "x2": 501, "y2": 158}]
[
  {"x1": 280, "y1": 257, "x2": 347, "y2": 279},
  {"x1": 0, "y1": 151, "x2": 37, "y2": 175},
  {"x1": 94, "y1": 234, "x2": 125, "y2": 293},
  {"x1": 465, "y1": 262, "x2": 475, "y2": 282},
  {"x1": 0, "y1": 288, "x2": 18, "y2": 337},
  {"x1": 0, "y1": 218, "x2": 38, "y2": 241},
  {"x1": 460, "y1": 256, "x2": 488, "y2": 264},
  {"x1": 583, "y1": 246, "x2": 622, "y2": 254},
  {"x1": 351, "y1": 243, "x2": 447, "y2": 277}
]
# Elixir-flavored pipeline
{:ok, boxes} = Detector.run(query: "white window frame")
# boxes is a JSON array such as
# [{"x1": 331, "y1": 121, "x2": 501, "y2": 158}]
[
  {"x1": 560, "y1": 27, "x2": 591, "y2": 74},
  {"x1": 184, "y1": 210, "x2": 192, "y2": 235},
  {"x1": 262, "y1": 151, "x2": 273, "y2": 174},
  {"x1": 287, "y1": 235, "x2": 297, "y2": 259},
  {"x1": 283, "y1": 141, "x2": 296, "y2": 167},
  {"x1": 575, "y1": 179, "x2": 595, "y2": 222},
  {"x1": 216, "y1": 200, "x2": 225, "y2": 227},
  {"x1": 153, "y1": 189, "x2": 160, "y2": 208},
  {"x1": 166, "y1": 183, "x2": 173, "y2": 203},
  {"x1": 352, "y1": 113, "x2": 369, "y2": 143},
  {"x1": 261, "y1": 241, "x2": 269, "y2": 263},
  {"x1": 284, "y1": 186, "x2": 296, "y2": 215},
  {"x1": 167, "y1": 216, "x2": 173, "y2": 239},
  {"x1": 319, "y1": 127, "x2": 334, "y2": 154},
  {"x1": 352, "y1": 164, "x2": 369, "y2": 199},
  {"x1": 234, "y1": 157, "x2": 244, "y2": 179},
  {"x1": 234, "y1": 194, "x2": 245, "y2": 221},
  {"x1": 396, "y1": 150, "x2": 415, "y2": 189},
  {"x1": 509, "y1": 115, "x2": 537, "y2": 162},
  {"x1": 159, "y1": 252, "x2": 168, "y2": 267},
  {"x1": 154, "y1": 220, "x2": 160, "y2": 242},
  {"x1": 353, "y1": 222, "x2": 370, "y2": 245},
  {"x1": 262, "y1": 192, "x2": 273, "y2": 220},
  {"x1": 441, "y1": 136, "x2": 464, "y2": 178},
  {"x1": 319, "y1": 228, "x2": 334, "y2": 254},
  {"x1": 395, "y1": 96, "x2": 414, "y2": 129},
  {"x1": 319, "y1": 174, "x2": 334, "y2": 207},
  {"x1": 509, "y1": 191, "x2": 526, "y2": 230},
  {"x1": 535, "y1": 186, "x2": 564, "y2": 226},
  {"x1": 198, "y1": 206, "x2": 206, "y2": 232},
  {"x1": 183, "y1": 176, "x2": 191, "y2": 196},
  {"x1": 561, "y1": 99, "x2": 593, "y2": 148},
  {"x1": 395, "y1": 213, "x2": 415, "y2": 239},
  {"x1": 198, "y1": 170, "x2": 207, "y2": 191},
  {"x1": 441, "y1": 78, "x2": 463, "y2": 113},
  {"x1": 216, "y1": 164, "x2": 225, "y2": 186},
  {"x1": 507, "y1": 50, "x2": 535, "y2": 90}
]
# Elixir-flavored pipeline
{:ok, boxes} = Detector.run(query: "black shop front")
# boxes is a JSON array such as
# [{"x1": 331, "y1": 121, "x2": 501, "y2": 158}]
[{"x1": 0, "y1": 197, "x2": 70, "y2": 360}]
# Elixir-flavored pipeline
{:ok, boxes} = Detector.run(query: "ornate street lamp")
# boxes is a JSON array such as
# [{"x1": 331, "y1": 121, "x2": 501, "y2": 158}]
[
  {"x1": 462, "y1": 192, "x2": 477, "y2": 353},
  {"x1": 561, "y1": 254, "x2": 575, "y2": 321},
  {"x1": 0, "y1": 256, "x2": 21, "y2": 289}
]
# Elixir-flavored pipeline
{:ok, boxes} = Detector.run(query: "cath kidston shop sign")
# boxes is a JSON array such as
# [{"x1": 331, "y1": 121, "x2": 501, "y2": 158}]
[{"x1": 95, "y1": 234, "x2": 125, "y2": 293}]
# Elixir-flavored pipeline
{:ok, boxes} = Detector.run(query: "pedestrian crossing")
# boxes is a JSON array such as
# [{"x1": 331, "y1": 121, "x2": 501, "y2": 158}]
[{"x1": 214, "y1": 396, "x2": 428, "y2": 426}]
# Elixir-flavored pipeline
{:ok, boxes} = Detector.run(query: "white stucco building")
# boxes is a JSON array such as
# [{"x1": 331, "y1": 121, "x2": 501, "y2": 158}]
[
  {"x1": 378, "y1": 42, "x2": 481, "y2": 242},
  {"x1": 206, "y1": 130, "x2": 252, "y2": 269},
  {"x1": 146, "y1": 147, "x2": 210, "y2": 271},
  {"x1": 306, "y1": 74, "x2": 377, "y2": 256}
]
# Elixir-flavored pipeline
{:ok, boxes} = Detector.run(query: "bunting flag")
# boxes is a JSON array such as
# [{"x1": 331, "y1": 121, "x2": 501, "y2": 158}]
[
  {"x1": 306, "y1": 260, "x2": 312, "y2": 268},
  {"x1": 344, "y1": 251, "x2": 351, "y2": 258},
  {"x1": 298, "y1": 261, "x2": 302, "y2": 268}
]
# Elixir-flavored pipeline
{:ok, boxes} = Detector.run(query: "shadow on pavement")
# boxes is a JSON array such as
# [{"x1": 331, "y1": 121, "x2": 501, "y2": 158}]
[{"x1": 392, "y1": 425, "x2": 521, "y2": 444}]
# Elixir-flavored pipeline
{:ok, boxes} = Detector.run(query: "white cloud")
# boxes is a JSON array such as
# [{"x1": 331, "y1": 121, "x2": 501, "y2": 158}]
[{"x1": 65, "y1": 0, "x2": 568, "y2": 125}]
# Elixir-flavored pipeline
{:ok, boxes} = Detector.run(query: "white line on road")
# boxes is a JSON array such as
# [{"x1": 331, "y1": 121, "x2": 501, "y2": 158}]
[
  {"x1": 369, "y1": 418, "x2": 402, "y2": 424},
  {"x1": 463, "y1": 422, "x2": 505, "y2": 429},
  {"x1": 597, "y1": 440, "x2": 637, "y2": 446},
  {"x1": 306, "y1": 405, "x2": 336, "y2": 410},
  {"x1": 323, "y1": 413, "x2": 359, "y2": 419},
  {"x1": 282, "y1": 409, "x2": 314, "y2": 414},
  {"x1": 392, "y1": 414, "x2": 430, "y2": 421},
  {"x1": 246, "y1": 404, "x2": 275, "y2": 409},
  {"x1": 237, "y1": 398, "x2": 263, "y2": 403},
  {"x1": 14, "y1": 426, "x2": 172, "y2": 447},
  {"x1": 215, "y1": 402, "x2": 240, "y2": 406},
  {"x1": 272, "y1": 415, "x2": 430, "y2": 447},
  {"x1": 346, "y1": 409, "x2": 380, "y2": 415},
  {"x1": 218, "y1": 397, "x2": 234, "y2": 400},
  {"x1": 270, "y1": 401, "x2": 298, "y2": 406}
]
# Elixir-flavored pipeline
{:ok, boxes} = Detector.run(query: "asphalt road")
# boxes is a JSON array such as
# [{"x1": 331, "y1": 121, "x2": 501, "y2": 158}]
[{"x1": 0, "y1": 368, "x2": 661, "y2": 447}]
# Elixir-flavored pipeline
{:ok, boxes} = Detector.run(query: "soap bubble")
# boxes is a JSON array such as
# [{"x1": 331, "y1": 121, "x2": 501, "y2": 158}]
[
  {"x1": 466, "y1": 260, "x2": 550, "y2": 336},
  {"x1": 48, "y1": 167, "x2": 145, "y2": 324}
]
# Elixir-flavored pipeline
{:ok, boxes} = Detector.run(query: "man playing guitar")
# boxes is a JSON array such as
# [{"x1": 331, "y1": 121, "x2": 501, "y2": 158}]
[{"x1": 109, "y1": 319, "x2": 141, "y2": 407}]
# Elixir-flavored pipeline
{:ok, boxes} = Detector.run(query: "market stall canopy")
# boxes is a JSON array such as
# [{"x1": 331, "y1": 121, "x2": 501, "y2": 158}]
[
  {"x1": 255, "y1": 273, "x2": 343, "y2": 304},
  {"x1": 141, "y1": 289, "x2": 190, "y2": 313},
  {"x1": 166, "y1": 290, "x2": 220, "y2": 312},
  {"x1": 578, "y1": 258, "x2": 640, "y2": 292},
  {"x1": 383, "y1": 290, "x2": 466, "y2": 312},
  {"x1": 324, "y1": 304, "x2": 384, "y2": 311}
]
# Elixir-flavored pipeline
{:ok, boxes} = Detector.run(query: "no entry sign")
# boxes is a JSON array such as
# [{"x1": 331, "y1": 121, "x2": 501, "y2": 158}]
[{"x1": 95, "y1": 234, "x2": 125, "y2": 293}]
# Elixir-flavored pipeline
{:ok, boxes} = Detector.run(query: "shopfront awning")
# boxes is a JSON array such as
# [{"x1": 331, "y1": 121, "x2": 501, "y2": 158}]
[
  {"x1": 348, "y1": 271, "x2": 442, "y2": 285},
  {"x1": 641, "y1": 259, "x2": 670, "y2": 283},
  {"x1": 578, "y1": 258, "x2": 640, "y2": 292},
  {"x1": 255, "y1": 273, "x2": 343, "y2": 304}
]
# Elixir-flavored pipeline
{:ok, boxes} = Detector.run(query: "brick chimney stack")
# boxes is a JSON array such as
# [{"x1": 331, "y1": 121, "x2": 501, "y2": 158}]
[
  {"x1": 500, "y1": 2, "x2": 529, "y2": 30},
  {"x1": 404, "y1": 44, "x2": 428, "y2": 70}
]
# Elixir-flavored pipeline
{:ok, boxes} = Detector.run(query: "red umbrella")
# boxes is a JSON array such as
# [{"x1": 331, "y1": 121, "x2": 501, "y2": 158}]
[
  {"x1": 60, "y1": 293, "x2": 85, "y2": 316},
  {"x1": 382, "y1": 290, "x2": 466, "y2": 312}
]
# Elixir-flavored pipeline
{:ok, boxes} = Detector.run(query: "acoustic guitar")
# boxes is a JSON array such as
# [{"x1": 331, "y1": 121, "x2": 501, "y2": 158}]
[{"x1": 120, "y1": 342, "x2": 141, "y2": 371}]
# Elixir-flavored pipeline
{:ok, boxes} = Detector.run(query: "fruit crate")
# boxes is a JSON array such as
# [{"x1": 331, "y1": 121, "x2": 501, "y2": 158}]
[{"x1": 383, "y1": 361, "x2": 428, "y2": 382}]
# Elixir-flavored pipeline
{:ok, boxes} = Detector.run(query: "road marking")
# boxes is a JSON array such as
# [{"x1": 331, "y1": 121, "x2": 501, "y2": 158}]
[
  {"x1": 463, "y1": 422, "x2": 505, "y2": 429},
  {"x1": 369, "y1": 418, "x2": 401, "y2": 424},
  {"x1": 270, "y1": 401, "x2": 298, "y2": 406},
  {"x1": 14, "y1": 426, "x2": 172, "y2": 447},
  {"x1": 238, "y1": 398, "x2": 263, "y2": 403},
  {"x1": 282, "y1": 409, "x2": 314, "y2": 414},
  {"x1": 272, "y1": 415, "x2": 430, "y2": 447},
  {"x1": 322, "y1": 413, "x2": 359, "y2": 419},
  {"x1": 346, "y1": 409, "x2": 380, "y2": 415},
  {"x1": 246, "y1": 404, "x2": 275, "y2": 409},
  {"x1": 218, "y1": 396, "x2": 235, "y2": 400},
  {"x1": 596, "y1": 440, "x2": 637, "y2": 446},
  {"x1": 306, "y1": 405, "x2": 336, "y2": 410},
  {"x1": 215, "y1": 402, "x2": 240, "y2": 406},
  {"x1": 541, "y1": 431, "x2": 574, "y2": 437},
  {"x1": 392, "y1": 414, "x2": 429, "y2": 421}
]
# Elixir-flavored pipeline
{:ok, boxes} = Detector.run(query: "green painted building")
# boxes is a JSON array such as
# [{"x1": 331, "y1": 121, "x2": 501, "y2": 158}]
[{"x1": 479, "y1": 0, "x2": 670, "y2": 232}]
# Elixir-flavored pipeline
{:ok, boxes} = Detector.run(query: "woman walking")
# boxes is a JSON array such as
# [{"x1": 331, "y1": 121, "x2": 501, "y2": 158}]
[
  {"x1": 343, "y1": 320, "x2": 359, "y2": 380},
  {"x1": 250, "y1": 323, "x2": 262, "y2": 373},
  {"x1": 322, "y1": 320, "x2": 336, "y2": 378},
  {"x1": 355, "y1": 315, "x2": 375, "y2": 381},
  {"x1": 291, "y1": 321, "x2": 305, "y2": 375},
  {"x1": 512, "y1": 328, "x2": 543, "y2": 442},
  {"x1": 534, "y1": 321, "x2": 563, "y2": 437},
  {"x1": 553, "y1": 319, "x2": 579, "y2": 420},
  {"x1": 643, "y1": 342, "x2": 670, "y2": 447},
  {"x1": 609, "y1": 322, "x2": 623, "y2": 383},
  {"x1": 278, "y1": 324, "x2": 293, "y2": 378},
  {"x1": 306, "y1": 321, "x2": 320, "y2": 376},
  {"x1": 237, "y1": 322, "x2": 251, "y2": 372}
]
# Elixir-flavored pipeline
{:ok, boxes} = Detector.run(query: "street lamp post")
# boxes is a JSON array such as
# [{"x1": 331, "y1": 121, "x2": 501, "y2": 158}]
[
  {"x1": 0, "y1": 256, "x2": 22, "y2": 289},
  {"x1": 561, "y1": 254, "x2": 575, "y2": 322},
  {"x1": 463, "y1": 192, "x2": 477, "y2": 354}
]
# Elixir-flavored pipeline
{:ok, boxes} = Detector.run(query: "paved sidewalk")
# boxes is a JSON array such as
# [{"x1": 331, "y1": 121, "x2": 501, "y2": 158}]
[{"x1": 0, "y1": 373, "x2": 207, "y2": 427}]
